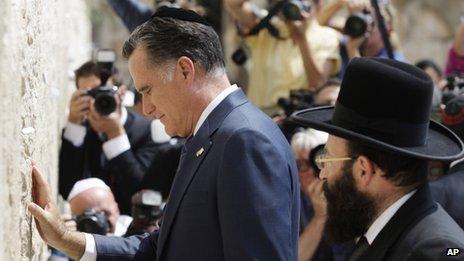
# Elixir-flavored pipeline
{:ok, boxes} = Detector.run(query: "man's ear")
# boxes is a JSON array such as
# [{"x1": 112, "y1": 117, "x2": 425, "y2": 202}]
[
  {"x1": 353, "y1": 155, "x2": 376, "y2": 189},
  {"x1": 176, "y1": 56, "x2": 195, "y2": 83}
]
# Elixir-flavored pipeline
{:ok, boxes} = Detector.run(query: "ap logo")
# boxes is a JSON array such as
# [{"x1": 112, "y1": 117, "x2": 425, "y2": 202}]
[{"x1": 446, "y1": 248, "x2": 461, "y2": 256}]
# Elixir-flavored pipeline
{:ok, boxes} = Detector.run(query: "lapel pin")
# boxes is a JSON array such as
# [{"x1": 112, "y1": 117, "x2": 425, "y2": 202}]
[{"x1": 196, "y1": 147, "x2": 205, "y2": 157}]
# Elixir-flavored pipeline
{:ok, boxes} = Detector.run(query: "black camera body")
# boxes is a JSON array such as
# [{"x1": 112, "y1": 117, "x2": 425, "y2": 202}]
[
  {"x1": 277, "y1": 89, "x2": 314, "y2": 141},
  {"x1": 124, "y1": 190, "x2": 163, "y2": 237},
  {"x1": 86, "y1": 86, "x2": 118, "y2": 116},
  {"x1": 131, "y1": 190, "x2": 163, "y2": 225},
  {"x1": 278, "y1": 89, "x2": 314, "y2": 117},
  {"x1": 282, "y1": 0, "x2": 311, "y2": 21},
  {"x1": 445, "y1": 73, "x2": 464, "y2": 91},
  {"x1": 75, "y1": 208, "x2": 110, "y2": 235},
  {"x1": 343, "y1": 12, "x2": 373, "y2": 38}
]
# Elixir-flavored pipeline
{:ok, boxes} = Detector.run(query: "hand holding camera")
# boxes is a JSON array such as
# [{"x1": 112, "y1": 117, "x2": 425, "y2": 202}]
[
  {"x1": 68, "y1": 89, "x2": 92, "y2": 125},
  {"x1": 87, "y1": 92, "x2": 125, "y2": 139},
  {"x1": 286, "y1": 8, "x2": 311, "y2": 43}
]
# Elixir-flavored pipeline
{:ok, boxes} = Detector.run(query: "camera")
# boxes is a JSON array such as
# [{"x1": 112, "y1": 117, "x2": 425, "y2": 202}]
[
  {"x1": 96, "y1": 49, "x2": 116, "y2": 85},
  {"x1": 86, "y1": 85, "x2": 118, "y2": 116},
  {"x1": 131, "y1": 190, "x2": 163, "y2": 224},
  {"x1": 75, "y1": 208, "x2": 110, "y2": 235},
  {"x1": 125, "y1": 190, "x2": 163, "y2": 236},
  {"x1": 445, "y1": 72, "x2": 464, "y2": 91},
  {"x1": 281, "y1": 0, "x2": 311, "y2": 21},
  {"x1": 278, "y1": 89, "x2": 314, "y2": 117},
  {"x1": 343, "y1": 11, "x2": 373, "y2": 38},
  {"x1": 277, "y1": 89, "x2": 314, "y2": 141}
]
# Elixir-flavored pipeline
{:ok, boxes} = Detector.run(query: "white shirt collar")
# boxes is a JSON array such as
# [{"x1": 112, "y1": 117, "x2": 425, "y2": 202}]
[
  {"x1": 193, "y1": 84, "x2": 239, "y2": 136},
  {"x1": 364, "y1": 189, "x2": 417, "y2": 244},
  {"x1": 120, "y1": 106, "x2": 128, "y2": 126}
]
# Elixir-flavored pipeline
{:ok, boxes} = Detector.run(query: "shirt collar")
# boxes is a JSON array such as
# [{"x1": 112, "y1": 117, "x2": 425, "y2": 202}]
[
  {"x1": 193, "y1": 84, "x2": 239, "y2": 136},
  {"x1": 364, "y1": 189, "x2": 417, "y2": 245},
  {"x1": 120, "y1": 106, "x2": 128, "y2": 126}
]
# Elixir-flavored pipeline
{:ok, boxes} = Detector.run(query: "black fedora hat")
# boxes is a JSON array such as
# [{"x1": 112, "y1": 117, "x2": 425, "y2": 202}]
[{"x1": 290, "y1": 57, "x2": 464, "y2": 161}]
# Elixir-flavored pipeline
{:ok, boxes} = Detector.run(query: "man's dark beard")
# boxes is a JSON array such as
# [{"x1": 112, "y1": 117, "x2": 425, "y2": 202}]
[{"x1": 323, "y1": 162, "x2": 377, "y2": 243}]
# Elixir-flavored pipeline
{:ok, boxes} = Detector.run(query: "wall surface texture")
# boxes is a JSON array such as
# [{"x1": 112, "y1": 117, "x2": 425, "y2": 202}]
[{"x1": 0, "y1": 1, "x2": 90, "y2": 260}]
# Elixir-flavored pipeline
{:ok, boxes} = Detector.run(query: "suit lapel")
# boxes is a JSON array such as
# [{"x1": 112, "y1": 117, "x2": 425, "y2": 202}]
[
  {"x1": 156, "y1": 89, "x2": 249, "y2": 259},
  {"x1": 360, "y1": 184, "x2": 437, "y2": 260}
]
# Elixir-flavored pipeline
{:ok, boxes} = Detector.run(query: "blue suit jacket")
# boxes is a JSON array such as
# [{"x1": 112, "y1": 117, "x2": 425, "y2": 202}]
[{"x1": 93, "y1": 89, "x2": 300, "y2": 260}]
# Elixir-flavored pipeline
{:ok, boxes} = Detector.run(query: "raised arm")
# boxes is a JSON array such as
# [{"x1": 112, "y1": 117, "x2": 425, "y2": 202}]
[{"x1": 224, "y1": 0, "x2": 260, "y2": 34}]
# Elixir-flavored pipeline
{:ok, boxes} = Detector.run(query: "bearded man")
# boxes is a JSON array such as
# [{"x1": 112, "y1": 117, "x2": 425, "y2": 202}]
[{"x1": 292, "y1": 57, "x2": 464, "y2": 260}]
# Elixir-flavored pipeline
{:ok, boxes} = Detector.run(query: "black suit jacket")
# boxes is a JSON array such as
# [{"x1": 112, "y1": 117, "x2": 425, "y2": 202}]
[
  {"x1": 59, "y1": 110, "x2": 160, "y2": 214},
  {"x1": 356, "y1": 184, "x2": 464, "y2": 261},
  {"x1": 430, "y1": 161, "x2": 464, "y2": 229}
]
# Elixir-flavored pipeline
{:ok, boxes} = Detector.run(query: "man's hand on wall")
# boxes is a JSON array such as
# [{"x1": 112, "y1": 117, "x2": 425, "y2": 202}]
[
  {"x1": 28, "y1": 164, "x2": 86, "y2": 260},
  {"x1": 87, "y1": 97, "x2": 125, "y2": 140},
  {"x1": 68, "y1": 89, "x2": 91, "y2": 125}
]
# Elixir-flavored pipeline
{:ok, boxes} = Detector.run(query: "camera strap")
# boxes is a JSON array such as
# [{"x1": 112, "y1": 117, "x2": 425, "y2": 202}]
[
  {"x1": 247, "y1": 0, "x2": 287, "y2": 39},
  {"x1": 370, "y1": 0, "x2": 394, "y2": 59}
]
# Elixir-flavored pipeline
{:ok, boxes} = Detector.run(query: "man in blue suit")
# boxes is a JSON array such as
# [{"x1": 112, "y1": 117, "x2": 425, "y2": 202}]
[{"x1": 28, "y1": 7, "x2": 299, "y2": 261}]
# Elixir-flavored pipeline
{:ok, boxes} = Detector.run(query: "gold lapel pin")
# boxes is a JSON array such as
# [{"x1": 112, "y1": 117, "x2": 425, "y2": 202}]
[{"x1": 196, "y1": 147, "x2": 205, "y2": 157}]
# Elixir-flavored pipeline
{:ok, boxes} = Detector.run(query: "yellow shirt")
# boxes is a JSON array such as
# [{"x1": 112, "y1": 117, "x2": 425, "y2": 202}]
[{"x1": 245, "y1": 19, "x2": 341, "y2": 109}]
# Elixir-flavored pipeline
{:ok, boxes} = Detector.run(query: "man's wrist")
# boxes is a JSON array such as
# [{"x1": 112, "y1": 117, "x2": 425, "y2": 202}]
[
  {"x1": 54, "y1": 231, "x2": 86, "y2": 260},
  {"x1": 106, "y1": 126, "x2": 125, "y2": 140},
  {"x1": 68, "y1": 115, "x2": 83, "y2": 125},
  {"x1": 311, "y1": 213, "x2": 327, "y2": 223}
]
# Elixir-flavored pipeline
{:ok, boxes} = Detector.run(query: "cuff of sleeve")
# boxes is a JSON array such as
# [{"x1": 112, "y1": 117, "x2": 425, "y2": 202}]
[
  {"x1": 102, "y1": 134, "x2": 131, "y2": 160},
  {"x1": 79, "y1": 233, "x2": 97, "y2": 261},
  {"x1": 63, "y1": 122, "x2": 87, "y2": 147}
]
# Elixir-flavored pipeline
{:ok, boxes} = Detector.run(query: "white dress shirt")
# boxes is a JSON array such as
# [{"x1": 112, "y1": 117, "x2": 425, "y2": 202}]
[
  {"x1": 80, "y1": 85, "x2": 239, "y2": 261},
  {"x1": 63, "y1": 107, "x2": 130, "y2": 160},
  {"x1": 364, "y1": 189, "x2": 417, "y2": 245},
  {"x1": 193, "y1": 84, "x2": 239, "y2": 136}
]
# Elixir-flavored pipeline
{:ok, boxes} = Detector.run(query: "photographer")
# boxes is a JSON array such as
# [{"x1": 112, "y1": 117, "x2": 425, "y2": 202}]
[
  {"x1": 339, "y1": 1, "x2": 406, "y2": 76},
  {"x1": 225, "y1": 0, "x2": 341, "y2": 113},
  {"x1": 67, "y1": 178, "x2": 132, "y2": 236},
  {"x1": 59, "y1": 61, "x2": 160, "y2": 215}
]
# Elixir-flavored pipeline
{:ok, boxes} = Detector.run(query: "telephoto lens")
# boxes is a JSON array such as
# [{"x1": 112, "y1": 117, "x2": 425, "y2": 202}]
[
  {"x1": 86, "y1": 86, "x2": 118, "y2": 116},
  {"x1": 343, "y1": 12, "x2": 372, "y2": 38},
  {"x1": 281, "y1": 0, "x2": 311, "y2": 21}
]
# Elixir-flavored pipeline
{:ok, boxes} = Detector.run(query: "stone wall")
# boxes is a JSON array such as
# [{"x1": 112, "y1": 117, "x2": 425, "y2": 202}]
[
  {"x1": 392, "y1": 0, "x2": 464, "y2": 68},
  {"x1": 0, "y1": 1, "x2": 90, "y2": 260}
]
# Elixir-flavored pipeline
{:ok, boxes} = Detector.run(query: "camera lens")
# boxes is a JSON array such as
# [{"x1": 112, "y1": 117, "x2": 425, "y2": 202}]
[
  {"x1": 344, "y1": 14, "x2": 369, "y2": 38},
  {"x1": 232, "y1": 48, "x2": 248, "y2": 66},
  {"x1": 282, "y1": 2, "x2": 303, "y2": 21},
  {"x1": 95, "y1": 93, "x2": 117, "y2": 116}
]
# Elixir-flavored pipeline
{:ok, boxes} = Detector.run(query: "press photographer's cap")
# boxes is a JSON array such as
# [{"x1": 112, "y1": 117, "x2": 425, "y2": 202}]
[{"x1": 67, "y1": 178, "x2": 110, "y2": 201}]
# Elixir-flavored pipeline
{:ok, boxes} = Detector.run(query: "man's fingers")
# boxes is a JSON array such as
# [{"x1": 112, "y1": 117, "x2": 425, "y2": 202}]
[
  {"x1": 75, "y1": 101, "x2": 91, "y2": 112},
  {"x1": 28, "y1": 202, "x2": 47, "y2": 221},
  {"x1": 31, "y1": 165, "x2": 52, "y2": 207},
  {"x1": 314, "y1": 180, "x2": 324, "y2": 195}
]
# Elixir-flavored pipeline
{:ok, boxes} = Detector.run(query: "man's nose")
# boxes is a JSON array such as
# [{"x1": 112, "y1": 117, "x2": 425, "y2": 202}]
[{"x1": 142, "y1": 96, "x2": 155, "y2": 116}]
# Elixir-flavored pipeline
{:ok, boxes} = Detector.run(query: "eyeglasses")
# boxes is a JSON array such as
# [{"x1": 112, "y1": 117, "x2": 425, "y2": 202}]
[{"x1": 314, "y1": 147, "x2": 353, "y2": 170}]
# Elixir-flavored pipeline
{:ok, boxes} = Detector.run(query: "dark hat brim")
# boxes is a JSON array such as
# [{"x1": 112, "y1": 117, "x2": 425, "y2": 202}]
[{"x1": 290, "y1": 106, "x2": 464, "y2": 162}]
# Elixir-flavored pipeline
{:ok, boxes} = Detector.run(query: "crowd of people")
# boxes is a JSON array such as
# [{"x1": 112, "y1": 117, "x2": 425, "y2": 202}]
[{"x1": 26, "y1": 1, "x2": 464, "y2": 261}]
